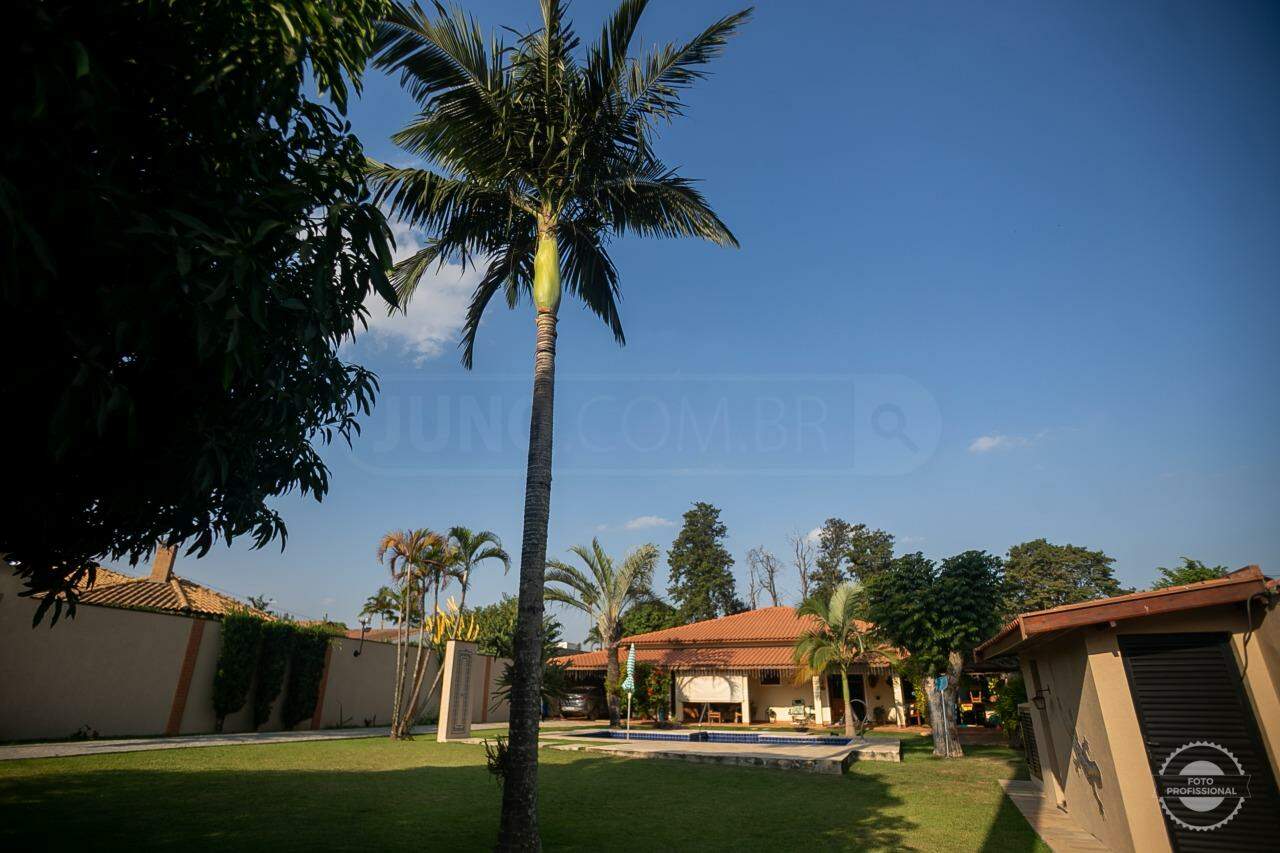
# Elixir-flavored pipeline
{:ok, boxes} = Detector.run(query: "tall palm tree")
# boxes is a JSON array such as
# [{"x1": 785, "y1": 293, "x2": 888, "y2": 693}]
[
  {"x1": 371, "y1": 2, "x2": 746, "y2": 843},
  {"x1": 446, "y1": 526, "x2": 510, "y2": 618},
  {"x1": 545, "y1": 540, "x2": 658, "y2": 726},
  {"x1": 792, "y1": 582, "x2": 875, "y2": 738}
]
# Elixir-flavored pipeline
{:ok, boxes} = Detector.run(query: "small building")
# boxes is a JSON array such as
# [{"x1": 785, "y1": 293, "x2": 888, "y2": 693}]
[
  {"x1": 67, "y1": 546, "x2": 269, "y2": 619},
  {"x1": 976, "y1": 565, "x2": 1280, "y2": 853},
  {"x1": 553, "y1": 606, "x2": 908, "y2": 727}
]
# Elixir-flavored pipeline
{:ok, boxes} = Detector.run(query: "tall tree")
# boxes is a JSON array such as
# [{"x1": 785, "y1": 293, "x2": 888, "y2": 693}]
[
  {"x1": 545, "y1": 541, "x2": 659, "y2": 726},
  {"x1": 866, "y1": 550, "x2": 1003, "y2": 757},
  {"x1": 788, "y1": 529, "x2": 815, "y2": 601},
  {"x1": 5, "y1": 0, "x2": 396, "y2": 621},
  {"x1": 446, "y1": 527, "x2": 510, "y2": 615},
  {"x1": 746, "y1": 546, "x2": 782, "y2": 607},
  {"x1": 369, "y1": 3, "x2": 745, "y2": 845},
  {"x1": 846, "y1": 524, "x2": 895, "y2": 583},
  {"x1": 619, "y1": 599, "x2": 682, "y2": 637},
  {"x1": 667, "y1": 502, "x2": 743, "y2": 622},
  {"x1": 1003, "y1": 539, "x2": 1124, "y2": 615},
  {"x1": 793, "y1": 583, "x2": 875, "y2": 737},
  {"x1": 1151, "y1": 557, "x2": 1228, "y2": 590},
  {"x1": 812, "y1": 518, "x2": 854, "y2": 597}
]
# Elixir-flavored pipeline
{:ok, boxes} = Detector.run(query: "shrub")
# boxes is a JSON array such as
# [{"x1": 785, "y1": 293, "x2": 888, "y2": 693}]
[
  {"x1": 252, "y1": 620, "x2": 295, "y2": 729},
  {"x1": 212, "y1": 611, "x2": 263, "y2": 730},
  {"x1": 281, "y1": 628, "x2": 331, "y2": 729},
  {"x1": 992, "y1": 674, "x2": 1027, "y2": 746}
]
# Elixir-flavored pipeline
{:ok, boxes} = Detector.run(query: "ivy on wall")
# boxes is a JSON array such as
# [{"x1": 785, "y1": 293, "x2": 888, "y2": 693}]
[
  {"x1": 252, "y1": 620, "x2": 295, "y2": 729},
  {"x1": 281, "y1": 627, "x2": 331, "y2": 729},
  {"x1": 212, "y1": 611, "x2": 263, "y2": 731}
]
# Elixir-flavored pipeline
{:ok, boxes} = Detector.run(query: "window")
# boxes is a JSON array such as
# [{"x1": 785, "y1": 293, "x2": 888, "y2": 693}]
[{"x1": 759, "y1": 669, "x2": 781, "y2": 685}]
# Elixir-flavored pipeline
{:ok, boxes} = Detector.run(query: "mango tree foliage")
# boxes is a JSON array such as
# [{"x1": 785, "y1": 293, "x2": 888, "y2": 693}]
[{"x1": 3, "y1": 0, "x2": 396, "y2": 622}]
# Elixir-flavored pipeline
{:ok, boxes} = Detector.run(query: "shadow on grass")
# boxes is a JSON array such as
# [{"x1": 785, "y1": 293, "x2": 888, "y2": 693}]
[
  {"x1": 1, "y1": 746, "x2": 912, "y2": 852},
  {"x1": 0, "y1": 736, "x2": 1049, "y2": 852}
]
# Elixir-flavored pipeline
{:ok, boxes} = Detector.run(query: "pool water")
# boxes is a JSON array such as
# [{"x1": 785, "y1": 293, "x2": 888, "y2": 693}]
[{"x1": 581, "y1": 730, "x2": 855, "y2": 746}]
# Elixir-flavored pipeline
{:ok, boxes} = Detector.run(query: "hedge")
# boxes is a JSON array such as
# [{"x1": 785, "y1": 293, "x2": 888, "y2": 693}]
[
  {"x1": 281, "y1": 627, "x2": 331, "y2": 729},
  {"x1": 212, "y1": 611, "x2": 263, "y2": 731},
  {"x1": 252, "y1": 620, "x2": 295, "y2": 729}
]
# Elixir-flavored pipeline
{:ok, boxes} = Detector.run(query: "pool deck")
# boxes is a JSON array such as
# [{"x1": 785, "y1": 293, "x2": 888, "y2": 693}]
[{"x1": 540, "y1": 729, "x2": 902, "y2": 774}]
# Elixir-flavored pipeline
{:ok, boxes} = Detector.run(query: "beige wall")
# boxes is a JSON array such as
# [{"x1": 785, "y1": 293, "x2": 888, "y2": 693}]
[
  {"x1": 0, "y1": 570, "x2": 509, "y2": 741},
  {"x1": 748, "y1": 678, "x2": 813, "y2": 722},
  {"x1": 1018, "y1": 598, "x2": 1280, "y2": 853}
]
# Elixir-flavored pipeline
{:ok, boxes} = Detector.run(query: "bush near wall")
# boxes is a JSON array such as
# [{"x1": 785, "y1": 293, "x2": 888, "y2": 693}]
[
  {"x1": 281, "y1": 627, "x2": 331, "y2": 729},
  {"x1": 212, "y1": 611, "x2": 264, "y2": 731},
  {"x1": 253, "y1": 620, "x2": 295, "y2": 729}
]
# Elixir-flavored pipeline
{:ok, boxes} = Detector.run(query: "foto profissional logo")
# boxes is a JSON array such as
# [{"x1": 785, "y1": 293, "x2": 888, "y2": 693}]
[{"x1": 1156, "y1": 741, "x2": 1252, "y2": 832}]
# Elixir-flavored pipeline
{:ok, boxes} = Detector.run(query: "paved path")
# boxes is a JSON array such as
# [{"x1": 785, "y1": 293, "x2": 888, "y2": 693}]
[
  {"x1": 999, "y1": 779, "x2": 1109, "y2": 852},
  {"x1": 0, "y1": 720, "x2": 590, "y2": 762}
]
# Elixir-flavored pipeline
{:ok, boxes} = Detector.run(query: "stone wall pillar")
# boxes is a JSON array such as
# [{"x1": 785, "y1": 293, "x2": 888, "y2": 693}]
[{"x1": 437, "y1": 640, "x2": 477, "y2": 742}]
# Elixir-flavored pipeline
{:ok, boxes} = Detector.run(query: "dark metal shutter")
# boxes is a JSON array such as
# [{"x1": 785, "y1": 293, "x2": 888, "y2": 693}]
[
  {"x1": 1119, "y1": 632, "x2": 1280, "y2": 852},
  {"x1": 1019, "y1": 709, "x2": 1041, "y2": 779}
]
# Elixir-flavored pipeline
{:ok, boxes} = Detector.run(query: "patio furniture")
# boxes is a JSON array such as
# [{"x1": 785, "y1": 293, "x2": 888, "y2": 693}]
[{"x1": 707, "y1": 709, "x2": 723, "y2": 724}]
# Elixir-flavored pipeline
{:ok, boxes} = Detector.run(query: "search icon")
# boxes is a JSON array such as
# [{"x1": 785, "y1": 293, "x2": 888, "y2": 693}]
[{"x1": 871, "y1": 403, "x2": 918, "y2": 452}]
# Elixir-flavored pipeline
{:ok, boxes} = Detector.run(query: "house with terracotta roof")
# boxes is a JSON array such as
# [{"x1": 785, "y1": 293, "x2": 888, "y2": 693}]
[
  {"x1": 552, "y1": 606, "x2": 909, "y2": 727},
  {"x1": 975, "y1": 565, "x2": 1280, "y2": 853},
  {"x1": 69, "y1": 546, "x2": 269, "y2": 619}
]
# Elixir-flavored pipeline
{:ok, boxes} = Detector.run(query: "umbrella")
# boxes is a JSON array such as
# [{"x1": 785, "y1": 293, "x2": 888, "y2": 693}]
[{"x1": 621, "y1": 644, "x2": 636, "y2": 738}]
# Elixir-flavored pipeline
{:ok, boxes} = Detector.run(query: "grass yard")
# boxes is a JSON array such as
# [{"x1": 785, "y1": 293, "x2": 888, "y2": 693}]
[{"x1": 0, "y1": 733, "x2": 1047, "y2": 852}]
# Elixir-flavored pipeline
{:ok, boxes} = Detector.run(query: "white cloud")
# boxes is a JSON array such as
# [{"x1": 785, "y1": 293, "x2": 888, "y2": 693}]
[
  {"x1": 623, "y1": 515, "x2": 675, "y2": 531},
  {"x1": 968, "y1": 434, "x2": 1033, "y2": 453},
  {"x1": 358, "y1": 220, "x2": 481, "y2": 364},
  {"x1": 806, "y1": 527, "x2": 822, "y2": 543}
]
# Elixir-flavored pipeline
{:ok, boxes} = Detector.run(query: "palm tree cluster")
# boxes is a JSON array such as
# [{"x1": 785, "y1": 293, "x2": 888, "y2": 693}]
[
  {"x1": 372, "y1": 526, "x2": 509, "y2": 739},
  {"x1": 792, "y1": 582, "x2": 876, "y2": 738}
]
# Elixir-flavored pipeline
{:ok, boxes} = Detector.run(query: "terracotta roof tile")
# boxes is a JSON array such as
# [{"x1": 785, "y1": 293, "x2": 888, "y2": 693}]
[
  {"x1": 553, "y1": 643, "x2": 894, "y2": 672},
  {"x1": 622, "y1": 606, "x2": 840, "y2": 645},
  {"x1": 70, "y1": 567, "x2": 268, "y2": 619}
]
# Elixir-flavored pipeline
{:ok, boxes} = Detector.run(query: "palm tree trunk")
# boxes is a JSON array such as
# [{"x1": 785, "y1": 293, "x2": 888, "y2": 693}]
[
  {"x1": 390, "y1": 586, "x2": 409, "y2": 739},
  {"x1": 399, "y1": 574, "x2": 441, "y2": 737},
  {"x1": 839, "y1": 668, "x2": 854, "y2": 738},
  {"x1": 605, "y1": 641, "x2": 621, "y2": 727},
  {"x1": 497, "y1": 298, "x2": 559, "y2": 852}
]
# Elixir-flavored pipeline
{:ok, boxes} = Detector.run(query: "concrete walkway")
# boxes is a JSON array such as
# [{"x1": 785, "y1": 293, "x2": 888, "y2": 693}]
[
  {"x1": 999, "y1": 779, "x2": 1108, "y2": 852},
  {"x1": 0, "y1": 719, "x2": 591, "y2": 762}
]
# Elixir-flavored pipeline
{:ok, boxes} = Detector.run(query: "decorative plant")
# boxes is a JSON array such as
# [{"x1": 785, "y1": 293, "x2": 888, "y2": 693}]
[
  {"x1": 281, "y1": 626, "x2": 331, "y2": 729},
  {"x1": 253, "y1": 620, "x2": 295, "y2": 728},
  {"x1": 212, "y1": 610, "x2": 264, "y2": 731},
  {"x1": 792, "y1": 582, "x2": 875, "y2": 738}
]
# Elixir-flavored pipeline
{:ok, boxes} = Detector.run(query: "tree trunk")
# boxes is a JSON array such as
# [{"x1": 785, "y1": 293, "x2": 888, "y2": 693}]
[
  {"x1": 839, "y1": 669, "x2": 854, "y2": 738},
  {"x1": 389, "y1": 586, "x2": 410, "y2": 740},
  {"x1": 605, "y1": 641, "x2": 621, "y2": 727},
  {"x1": 923, "y1": 652, "x2": 964, "y2": 757},
  {"x1": 496, "y1": 302, "x2": 558, "y2": 852},
  {"x1": 397, "y1": 580, "x2": 433, "y2": 739}
]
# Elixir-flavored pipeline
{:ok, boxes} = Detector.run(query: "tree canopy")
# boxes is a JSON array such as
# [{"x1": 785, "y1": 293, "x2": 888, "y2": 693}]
[
  {"x1": 4, "y1": 0, "x2": 395, "y2": 622},
  {"x1": 667, "y1": 502, "x2": 742, "y2": 622},
  {"x1": 811, "y1": 518, "x2": 895, "y2": 597},
  {"x1": 1151, "y1": 557, "x2": 1228, "y2": 589},
  {"x1": 1002, "y1": 538, "x2": 1125, "y2": 615},
  {"x1": 866, "y1": 550, "x2": 1004, "y2": 677}
]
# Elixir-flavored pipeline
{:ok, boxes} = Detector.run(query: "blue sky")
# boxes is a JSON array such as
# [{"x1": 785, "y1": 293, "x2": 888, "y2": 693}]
[{"x1": 168, "y1": 0, "x2": 1278, "y2": 640}]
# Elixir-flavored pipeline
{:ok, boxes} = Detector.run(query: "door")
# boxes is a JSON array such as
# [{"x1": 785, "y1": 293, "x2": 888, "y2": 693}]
[
  {"x1": 1120, "y1": 633, "x2": 1280, "y2": 852},
  {"x1": 826, "y1": 673, "x2": 866, "y2": 725}
]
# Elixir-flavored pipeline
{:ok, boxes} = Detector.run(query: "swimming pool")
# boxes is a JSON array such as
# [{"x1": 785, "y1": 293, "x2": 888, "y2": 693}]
[{"x1": 580, "y1": 729, "x2": 856, "y2": 746}]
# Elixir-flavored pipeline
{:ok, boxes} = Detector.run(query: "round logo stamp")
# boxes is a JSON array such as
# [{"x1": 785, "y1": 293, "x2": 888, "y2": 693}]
[{"x1": 1155, "y1": 741, "x2": 1252, "y2": 832}]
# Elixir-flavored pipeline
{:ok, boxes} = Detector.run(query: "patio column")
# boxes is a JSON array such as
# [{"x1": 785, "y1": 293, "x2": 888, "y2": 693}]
[
  {"x1": 892, "y1": 675, "x2": 906, "y2": 728},
  {"x1": 811, "y1": 675, "x2": 824, "y2": 725},
  {"x1": 739, "y1": 675, "x2": 750, "y2": 724}
]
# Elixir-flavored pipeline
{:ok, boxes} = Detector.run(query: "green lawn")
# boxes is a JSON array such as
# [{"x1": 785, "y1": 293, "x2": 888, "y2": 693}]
[{"x1": 0, "y1": 733, "x2": 1047, "y2": 852}]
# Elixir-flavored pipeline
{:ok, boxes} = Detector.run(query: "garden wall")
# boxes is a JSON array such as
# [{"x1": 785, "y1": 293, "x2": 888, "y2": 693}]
[{"x1": 0, "y1": 570, "x2": 509, "y2": 742}]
